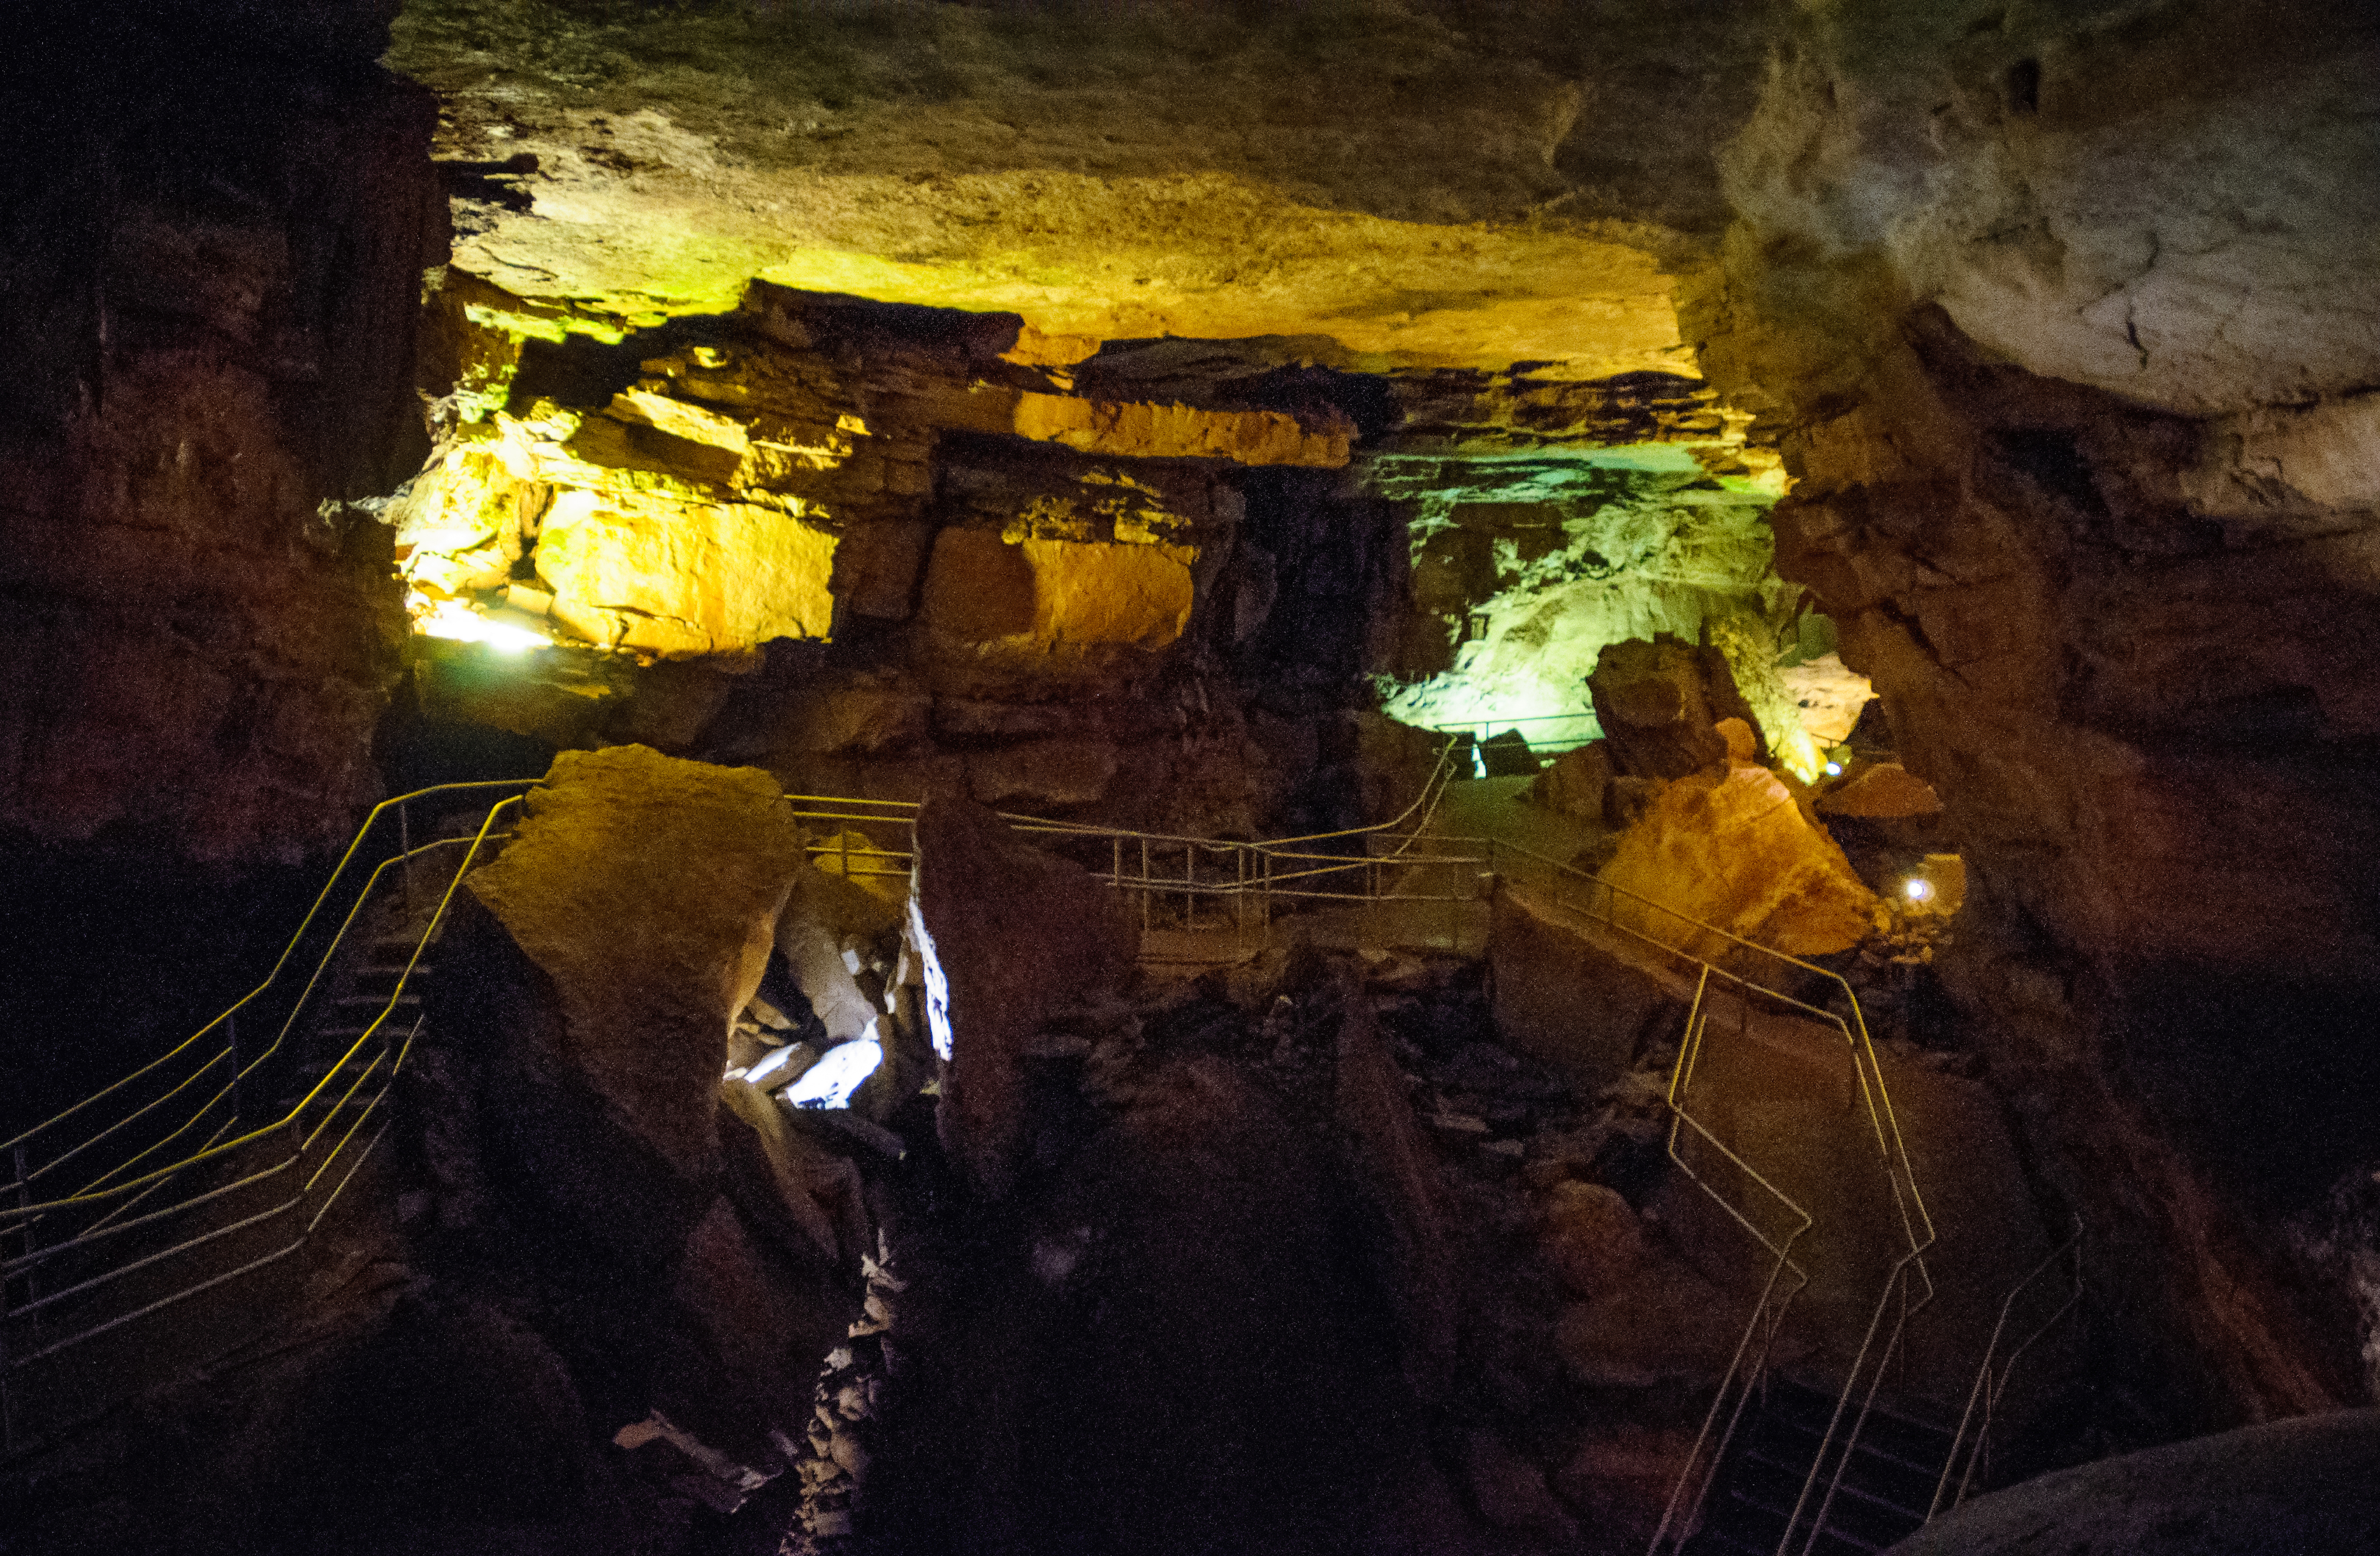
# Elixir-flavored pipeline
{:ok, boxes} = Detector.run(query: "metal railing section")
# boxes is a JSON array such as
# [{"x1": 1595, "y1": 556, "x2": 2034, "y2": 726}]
[
  {"x1": 1928, "y1": 1216, "x2": 2084, "y2": 1521},
  {"x1": 4, "y1": 742, "x2": 1943, "y2": 1542},
  {"x1": 778, "y1": 736, "x2": 1481, "y2": 941},
  {"x1": 0, "y1": 783, "x2": 535, "y2": 1455},
  {"x1": 1480, "y1": 847, "x2": 1938, "y2": 1556}
]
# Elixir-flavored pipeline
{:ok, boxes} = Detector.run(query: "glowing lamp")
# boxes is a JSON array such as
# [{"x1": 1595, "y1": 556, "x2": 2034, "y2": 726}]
[
  {"x1": 1904, "y1": 878, "x2": 1933, "y2": 903},
  {"x1": 1824, "y1": 761, "x2": 1843, "y2": 776}
]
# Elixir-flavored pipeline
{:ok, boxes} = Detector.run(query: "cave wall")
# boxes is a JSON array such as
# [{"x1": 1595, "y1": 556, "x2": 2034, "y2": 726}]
[
  {"x1": 1692, "y1": 0, "x2": 2380, "y2": 1423},
  {"x1": 0, "y1": 2, "x2": 440, "y2": 1114},
  {"x1": 0, "y1": 4, "x2": 438, "y2": 860}
]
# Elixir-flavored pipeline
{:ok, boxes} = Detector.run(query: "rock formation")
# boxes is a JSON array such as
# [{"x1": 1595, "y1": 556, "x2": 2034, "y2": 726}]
[
  {"x1": 1601, "y1": 763, "x2": 1879, "y2": 961},
  {"x1": 1693, "y1": 0, "x2": 2380, "y2": 1423},
  {"x1": 907, "y1": 795, "x2": 1135, "y2": 1199},
  {"x1": 465, "y1": 745, "x2": 802, "y2": 1176}
]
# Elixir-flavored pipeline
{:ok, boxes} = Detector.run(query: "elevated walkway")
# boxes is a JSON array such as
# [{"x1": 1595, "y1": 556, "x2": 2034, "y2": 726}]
[{"x1": 4, "y1": 759, "x2": 2080, "y2": 1555}]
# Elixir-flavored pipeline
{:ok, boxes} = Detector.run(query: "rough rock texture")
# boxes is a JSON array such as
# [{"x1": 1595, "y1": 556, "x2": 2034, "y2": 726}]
[
  {"x1": 465, "y1": 745, "x2": 804, "y2": 1175},
  {"x1": 387, "y1": 0, "x2": 1780, "y2": 370},
  {"x1": 1526, "y1": 739, "x2": 1617, "y2": 823},
  {"x1": 1693, "y1": 0, "x2": 2380, "y2": 1426},
  {"x1": 1364, "y1": 401, "x2": 1801, "y2": 753},
  {"x1": 1588, "y1": 634, "x2": 1758, "y2": 780},
  {"x1": 909, "y1": 795, "x2": 1134, "y2": 1198},
  {"x1": 0, "y1": 12, "x2": 435, "y2": 861},
  {"x1": 1889, "y1": 1409, "x2": 2380, "y2": 1556},
  {"x1": 1816, "y1": 762, "x2": 1943, "y2": 822},
  {"x1": 1601, "y1": 765, "x2": 1879, "y2": 960}
]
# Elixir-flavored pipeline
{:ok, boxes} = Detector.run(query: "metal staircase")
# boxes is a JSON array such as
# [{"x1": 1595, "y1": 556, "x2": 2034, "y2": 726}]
[
  {"x1": 0, "y1": 783, "x2": 531, "y2": 1455},
  {"x1": 1687, "y1": 1376, "x2": 1951, "y2": 1556}
]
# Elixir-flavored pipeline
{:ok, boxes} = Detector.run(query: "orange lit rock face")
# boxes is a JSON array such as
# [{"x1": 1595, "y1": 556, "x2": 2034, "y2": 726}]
[
  {"x1": 399, "y1": 281, "x2": 1294, "y2": 662},
  {"x1": 1600, "y1": 765, "x2": 1878, "y2": 961},
  {"x1": 465, "y1": 746, "x2": 804, "y2": 1178},
  {"x1": 533, "y1": 489, "x2": 839, "y2": 656},
  {"x1": 922, "y1": 531, "x2": 1195, "y2": 658}
]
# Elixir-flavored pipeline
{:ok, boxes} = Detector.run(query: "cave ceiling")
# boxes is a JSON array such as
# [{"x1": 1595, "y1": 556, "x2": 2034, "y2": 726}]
[{"x1": 387, "y1": 0, "x2": 1774, "y2": 376}]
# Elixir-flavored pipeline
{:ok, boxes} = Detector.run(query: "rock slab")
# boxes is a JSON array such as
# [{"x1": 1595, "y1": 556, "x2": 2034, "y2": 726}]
[
  {"x1": 909, "y1": 795, "x2": 1135, "y2": 1197},
  {"x1": 467, "y1": 745, "x2": 805, "y2": 1177}
]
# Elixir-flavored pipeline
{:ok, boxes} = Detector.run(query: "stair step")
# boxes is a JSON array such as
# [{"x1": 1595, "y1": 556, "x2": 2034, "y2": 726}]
[
  {"x1": 1742, "y1": 1419, "x2": 1946, "y2": 1497},
  {"x1": 1721, "y1": 1456, "x2": 1919, "y2": 1554},
  {"x1": 1742, "y1": 1447, "x2": 1930, "y2": 1524}
]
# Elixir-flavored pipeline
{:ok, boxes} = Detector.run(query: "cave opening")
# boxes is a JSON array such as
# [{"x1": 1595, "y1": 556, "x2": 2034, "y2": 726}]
[{"x1": 5, "y1": 2, "x2": 2380, "y2": 1554}]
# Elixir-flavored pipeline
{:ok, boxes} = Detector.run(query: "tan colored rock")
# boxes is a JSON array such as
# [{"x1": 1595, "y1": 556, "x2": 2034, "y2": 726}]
[
  {"x1": 716, "y1": 1078, "x2": 866, "y2": 1264},
  {"x1": 1009, "y1": 390, "x2": 1349, "y2": 467},
  {"x1": 920, "y1": 528, "x2": 1196, "y2": 654},
  {"x1": 466, "y1": 746, "x2": 806, "y2": 1175},
  {"x1": 1490, "y1": 883, "x2": 1694, "y2": 1092},
  {"x1": 1714, "y1": 716, "x2": 1758, "y2": 765},
  {"x1": 535, "y1": 486, "x2": 838, "y2": 656},
  {"x1": 1599, "y1": 764, "x2": 1878, "y2": 959},
  {"x1": 909, "y1": 796, "x2": 1135, "y2": 1197},
  {"x1": 1540, "y1": 1181, "x2": 1646, "y2": 1299},
  {"x1": 1528, "y1": 739, "x2": 1617, "y2": 822},
  {"x1": 1817, "y1": 762, "x2": 1943, "y2": 820},
  {"x1": 1780, "y1": 651, "x2": 1873, "y2": 746},
  {"x1": 1588, "y1": 635, "x2": 1748, "y2": 780}
]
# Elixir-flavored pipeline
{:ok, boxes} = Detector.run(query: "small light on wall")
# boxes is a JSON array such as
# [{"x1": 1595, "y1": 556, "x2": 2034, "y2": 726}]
[
  {"x1": 1824, "y1": 761, "x2": 1843, "y2": 776},
  {"x1": 1904, "y1": 878, "x2": 1934, "y2": 903}
]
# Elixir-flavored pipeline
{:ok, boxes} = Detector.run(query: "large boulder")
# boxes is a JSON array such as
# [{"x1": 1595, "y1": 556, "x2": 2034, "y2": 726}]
[
  {"x1": 1526, "y1": 739, "x2": 1617, "y2": 823},
  {"x1": 908, "y1": 795, "x2": 1136, "y2": 1198},
  {"x1": 465, "y1": 745, "x2": 806, "y2": 1176},
  {"x1": 1886, "y1": 1410, "x2": 2380, "y2": 1556},
  {"x1": 1490, "y1": 883, "x2": 1695, "y2": 1091},
  {"x1": 1599, "y1": 763, "x2": 1878, "y2": 960},
  {"x1": 1588, "y1": 634, "x2": 1762, "y2": 780}
]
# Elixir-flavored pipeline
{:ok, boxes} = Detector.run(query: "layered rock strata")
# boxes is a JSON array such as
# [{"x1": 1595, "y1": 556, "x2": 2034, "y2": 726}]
[
  {"x1": 1696, "y1": 0, "x2": 2380, "y2": 1424},
  {"x1": 0, "y1": 9, "x2": 436, "y2": 861}
]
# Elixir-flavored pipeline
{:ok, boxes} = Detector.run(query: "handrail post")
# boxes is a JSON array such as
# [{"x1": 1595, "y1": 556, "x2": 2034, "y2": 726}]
[
  {"x1": 226, "y1": 1013, "x2": 244, "y2": 1126},
  {"x1": 8, "y1": 1139, "x2": 35, "y2": 1313}
]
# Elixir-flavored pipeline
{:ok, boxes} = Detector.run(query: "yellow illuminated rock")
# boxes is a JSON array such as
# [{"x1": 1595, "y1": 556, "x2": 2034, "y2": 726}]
[
  {"x1": 1008, "y1": 391, "x2": 1348, "y2": 467},
  {"x1": 465, "y1": 747, "x2": 806, "y2": 1177},
  {"x1": 1601, "y1": 764, "x2": 1878, "y2": 959},
  {"x1": 535, "y1": 487, "x2": 838, "y2": 656},
  {"x1": 921, "y1": 528, "x2": 1196, "y2": 654}
]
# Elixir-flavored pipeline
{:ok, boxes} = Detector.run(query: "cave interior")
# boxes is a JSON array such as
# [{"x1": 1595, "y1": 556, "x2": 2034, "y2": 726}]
[{"x1": 3, "y1": 1, "x2": 2379, "y2": 1554}]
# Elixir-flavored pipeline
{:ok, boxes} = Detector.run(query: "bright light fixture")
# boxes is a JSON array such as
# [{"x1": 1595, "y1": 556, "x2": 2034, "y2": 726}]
[
  {"x1": 784, "y1": 1033, "x2": 883, "y2": 1109},
  {"x1": 1824, "y1": 761, "x2": 1843, "y2": 776},
  {"x1": 1904, "y1": 878, "x2": 1933, "y2": 902},
  {"x1": 412, "y1": 597, "x2": 551, "y2": 653}
]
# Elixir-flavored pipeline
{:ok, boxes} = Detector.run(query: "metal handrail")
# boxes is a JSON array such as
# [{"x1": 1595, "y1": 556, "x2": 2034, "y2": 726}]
[
  {"x1": 2, "y1": 792, "x2": 529, "y2": 1455},
  {"x1": 7, "y1": 750, "x2": 1930, "y2": 1504},
  {"x1": 1473, "y1": 844, "x2": 1937, "y2": 1556},
  {"x1": 1928, "y1": 1216, "x2": 2084, "y2": 1519},
  {"x1": 0, "y1": 780, "x2": 538, "y2": 1166}
]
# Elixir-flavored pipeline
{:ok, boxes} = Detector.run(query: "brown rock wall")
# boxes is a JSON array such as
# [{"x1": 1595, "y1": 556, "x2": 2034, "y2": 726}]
[
  {"x1": 1696, "y1": 0, "x2": 2380, "y2": 1425},
  {"x1": 0, "y1": 57, "x2": 438, "y2": 860}
]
